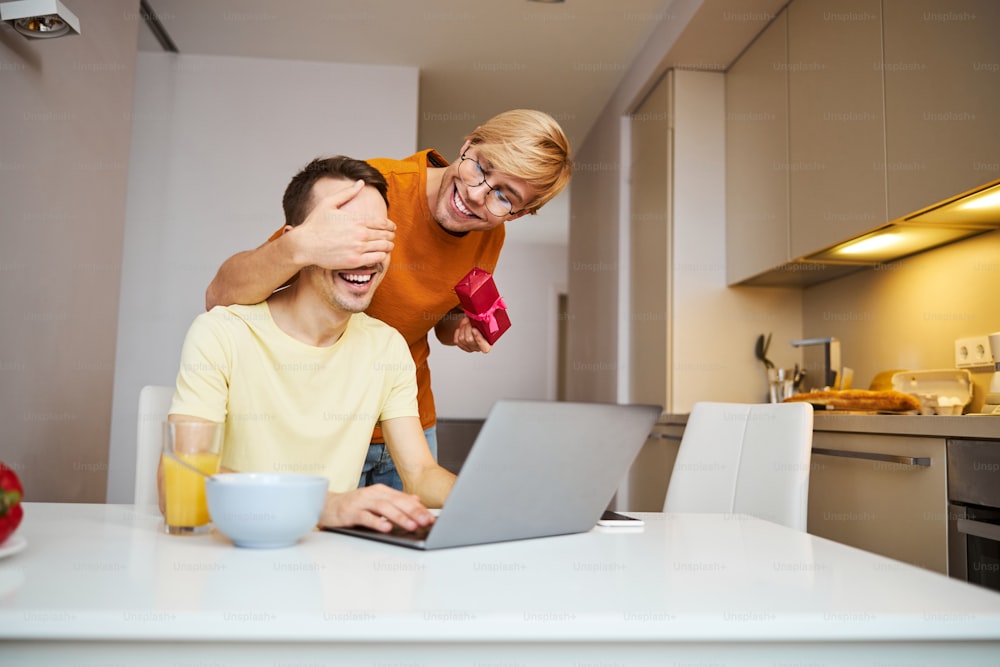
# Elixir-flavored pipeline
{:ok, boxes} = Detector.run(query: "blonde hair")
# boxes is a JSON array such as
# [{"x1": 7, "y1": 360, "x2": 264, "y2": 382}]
[{"x1": 466, "y1": 109, "x2": 572, "y2": 214}]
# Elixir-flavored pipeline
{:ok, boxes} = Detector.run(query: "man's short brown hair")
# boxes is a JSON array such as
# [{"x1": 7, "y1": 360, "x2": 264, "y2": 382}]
[{"x1": 282, "y1": 156, "x2": 388, "y2": 227}]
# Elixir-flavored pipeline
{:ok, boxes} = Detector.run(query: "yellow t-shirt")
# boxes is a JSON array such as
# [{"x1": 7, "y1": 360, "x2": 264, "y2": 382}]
[{"x1": 170, "y1": 303, "x2": 418, "y2": 492}]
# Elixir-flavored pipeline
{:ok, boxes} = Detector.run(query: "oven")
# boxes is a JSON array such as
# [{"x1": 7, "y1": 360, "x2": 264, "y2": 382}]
[{"x1": 947, "y1": 439, "x2": 1000, "y2": 592}]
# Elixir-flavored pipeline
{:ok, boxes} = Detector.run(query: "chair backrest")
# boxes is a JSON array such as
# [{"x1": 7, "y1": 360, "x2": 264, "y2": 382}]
[
  {"x1": 663, "y1": 401, "x2": 814, "y2": 530},
  {"x1": 134, "y1": 385, "x2": 175, "y2": 505}
]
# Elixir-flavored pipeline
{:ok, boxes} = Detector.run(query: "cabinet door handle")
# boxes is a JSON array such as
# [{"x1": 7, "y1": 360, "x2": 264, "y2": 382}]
[
  {"x1": 812, "y1": 447, "x2": 931, "y2": 467},
  {"x1": 956, "y1": 518, "x2": 1000, "y2": 542}
]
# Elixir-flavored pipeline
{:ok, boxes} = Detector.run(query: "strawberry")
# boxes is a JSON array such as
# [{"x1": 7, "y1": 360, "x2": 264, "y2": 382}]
[{"x1": 0, "y1": 461, "x2": 24, "y2": 545}]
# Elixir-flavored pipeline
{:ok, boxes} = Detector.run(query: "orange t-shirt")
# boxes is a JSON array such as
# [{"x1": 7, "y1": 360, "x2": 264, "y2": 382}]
[
  {"x1": 366, "y1": 150, "x2": 505, "y2": 441},
  {"x1": 271, "y1": 150, "x2": 505, "y2": 442}
]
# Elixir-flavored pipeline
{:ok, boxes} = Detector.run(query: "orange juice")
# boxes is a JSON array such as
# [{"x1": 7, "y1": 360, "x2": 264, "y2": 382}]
[{"x1": 162, "y1": 452, "x2": 221, "y2": 531}]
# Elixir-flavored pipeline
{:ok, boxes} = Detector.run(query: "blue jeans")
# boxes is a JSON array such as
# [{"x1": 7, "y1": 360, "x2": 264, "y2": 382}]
[{"x1": 358, "y1": 425, "x2": 438, "y2": 491}]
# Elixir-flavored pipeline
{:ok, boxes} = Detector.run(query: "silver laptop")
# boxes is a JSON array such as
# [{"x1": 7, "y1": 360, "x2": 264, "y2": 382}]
[{"x1": 325, "y1": 400, "x2": 661, "y2": 549}]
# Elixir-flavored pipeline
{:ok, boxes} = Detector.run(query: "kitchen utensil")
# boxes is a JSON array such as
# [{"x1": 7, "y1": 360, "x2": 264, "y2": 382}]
[
  {"x1": 755, "y1": 334, "x2": 775, "y2": 400},
  {"x1": 755, "y1": 333, "x2": 774, "y2": 369}
]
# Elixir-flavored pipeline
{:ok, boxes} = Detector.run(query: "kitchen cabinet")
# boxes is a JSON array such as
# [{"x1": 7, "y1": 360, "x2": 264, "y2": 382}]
[
  {"x1": 882, "y1": 0, "x2": 1000, "y2": 219},
  {"x1": 808, "y1": 431, "x2": 948, "y2": 574},
  {"x1": 725, "y1": 0, "x2": 1000, "y2": 286},
  {"x1": 725, "y1": 1, "x2": 884, "y2": 285},
  {"x1": 629, "y1": 70, "x2": 671, "y2": 408},
  {"x1": 787, "y1": 0, "x2": 887, "y2": 259},
  {"x1": 621, "y1": 417, "x2": 683, "y2": 511},
  {"x1": 725, "y1": 10, "x2": 789, "y2": 284}
]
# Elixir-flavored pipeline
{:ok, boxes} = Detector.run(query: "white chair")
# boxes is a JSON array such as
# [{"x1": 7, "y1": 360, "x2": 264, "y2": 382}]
[
  {"x1": 663, "y1": 401, "x2": 814, "y2": 530},
  {"x1": 134, "y1": 385, "x2": 174, "y2": 505}
]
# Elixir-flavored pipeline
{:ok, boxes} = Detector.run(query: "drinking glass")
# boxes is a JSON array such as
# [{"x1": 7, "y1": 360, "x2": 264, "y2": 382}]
[
  {"x1": 161, "y1": 420, "x2": 223, "y2": 535},
  {"x1": 768, "y1": 368, "x2": 795, "y2": 403}
]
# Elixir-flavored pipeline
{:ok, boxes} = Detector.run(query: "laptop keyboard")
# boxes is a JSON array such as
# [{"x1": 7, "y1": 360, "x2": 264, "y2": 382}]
[{"x1": 388, "y1": 523, "x2": 432, "y2": 540}]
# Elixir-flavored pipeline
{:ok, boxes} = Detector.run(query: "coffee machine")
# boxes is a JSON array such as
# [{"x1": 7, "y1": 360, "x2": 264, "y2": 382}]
[{"x1": 982, "y1": 331, "x2": 1000, "y2": 415}]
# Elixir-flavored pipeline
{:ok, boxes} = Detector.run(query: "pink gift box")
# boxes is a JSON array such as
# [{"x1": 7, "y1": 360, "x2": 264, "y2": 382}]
[{"x1": 454, "y1": 267, "x2": 511, "y2": 345}]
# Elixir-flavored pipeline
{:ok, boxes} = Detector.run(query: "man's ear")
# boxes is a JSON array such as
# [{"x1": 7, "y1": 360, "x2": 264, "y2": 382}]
[{"x1": 280, "y1": 225, "x2": 294, "y2": 235}]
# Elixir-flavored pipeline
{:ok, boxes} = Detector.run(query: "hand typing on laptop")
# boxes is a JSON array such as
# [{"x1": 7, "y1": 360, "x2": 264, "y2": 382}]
[{"x1": 320, "y1": 484, "x2": 436, "y2": 533}]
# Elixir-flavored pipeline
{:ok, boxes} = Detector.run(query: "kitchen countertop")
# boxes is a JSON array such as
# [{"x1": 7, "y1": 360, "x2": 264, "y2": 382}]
[
  {"x1": 3, "y1": 503, "x2": 1000, "y2": 664},
  {"x1": 659, "y1": 412, "x2": 999, "y2": 439},
  {"x1": 812, "y1": 413, "x2": 1000, "y2": 438}
]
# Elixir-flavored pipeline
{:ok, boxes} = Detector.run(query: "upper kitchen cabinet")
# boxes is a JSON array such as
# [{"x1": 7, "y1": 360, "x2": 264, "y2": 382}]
[
  {"x1": 882, "y1": 0, "x2": 1000, "y2": 220},
  {"x1": 726, "y1": 2, "x2": 883, "y2": 286},
  {"x1": 725, "y1": 11, "x2": 790, "y2": 284},
  {"x1": 787, "y1": 0, "x2": 887, "y2": 260},
  {"x1": 726, "y1": 0, "x2": 1000, "y2": 286}
]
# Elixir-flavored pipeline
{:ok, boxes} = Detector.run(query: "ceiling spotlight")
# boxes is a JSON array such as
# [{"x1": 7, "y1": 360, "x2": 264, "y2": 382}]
[{"x1": 1, "y1": 0, "x2": 80, "y2": 39}]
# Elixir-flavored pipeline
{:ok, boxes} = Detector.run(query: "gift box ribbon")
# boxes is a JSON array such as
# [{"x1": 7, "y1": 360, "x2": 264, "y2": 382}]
[{"x1": 466, "y1": 296, "x2": 507, "y2": 334}]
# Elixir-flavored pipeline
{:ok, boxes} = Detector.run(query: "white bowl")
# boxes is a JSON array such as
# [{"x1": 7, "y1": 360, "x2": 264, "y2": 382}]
[{"x1": 205, "y1": 473, "x2": 328, "y2": 548}]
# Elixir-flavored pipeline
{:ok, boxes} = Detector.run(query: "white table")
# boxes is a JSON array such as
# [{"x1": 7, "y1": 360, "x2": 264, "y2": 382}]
[{"x1": 2, "y1": 503, "x2": 999, "y2": 665}]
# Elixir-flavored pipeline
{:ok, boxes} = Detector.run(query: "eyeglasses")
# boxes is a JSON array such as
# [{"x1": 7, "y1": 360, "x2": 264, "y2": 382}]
[{"x1": 458, "y1": 151, "x2": 526, "y2": 218}]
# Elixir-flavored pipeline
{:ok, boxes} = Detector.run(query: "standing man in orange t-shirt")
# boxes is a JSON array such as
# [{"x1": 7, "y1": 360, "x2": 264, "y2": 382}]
[{"x1": 205, "y1": 109, "x2": 572, "y2": 491}]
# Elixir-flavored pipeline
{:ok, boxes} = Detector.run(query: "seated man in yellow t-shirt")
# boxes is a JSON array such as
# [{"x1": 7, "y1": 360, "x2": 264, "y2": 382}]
[{"x1": 161, "y1": 156, "x2": 455, "y2": 534}]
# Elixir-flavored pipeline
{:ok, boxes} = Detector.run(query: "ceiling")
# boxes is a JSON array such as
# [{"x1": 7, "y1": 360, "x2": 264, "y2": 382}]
[{"x1": 136, "y1": 0, "x2": 787, "y2": 244}]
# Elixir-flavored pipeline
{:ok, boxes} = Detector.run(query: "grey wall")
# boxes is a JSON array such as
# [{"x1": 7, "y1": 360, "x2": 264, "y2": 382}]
[{"x1": 0, "y1": 0, "x2": 140, "y2": 502}]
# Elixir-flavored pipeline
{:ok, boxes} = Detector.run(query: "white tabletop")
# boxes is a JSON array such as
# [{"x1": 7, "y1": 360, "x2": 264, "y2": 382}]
[{"x1": 2, "y1": 503, "x2": 1000, "y2": 665}]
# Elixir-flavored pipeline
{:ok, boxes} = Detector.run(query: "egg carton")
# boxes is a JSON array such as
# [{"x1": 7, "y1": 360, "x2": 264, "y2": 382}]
[{"x1": 891, "y1": 369, "x2": 973, "y2": 415}]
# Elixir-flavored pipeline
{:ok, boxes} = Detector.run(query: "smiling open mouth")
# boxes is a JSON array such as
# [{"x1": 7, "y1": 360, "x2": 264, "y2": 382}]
[
  {"x1": 452, "y1": 188, "x2": 477, "y2": 218},
  {"x1": 339, "y1": 271, "x2": 374, "y2": 285}
]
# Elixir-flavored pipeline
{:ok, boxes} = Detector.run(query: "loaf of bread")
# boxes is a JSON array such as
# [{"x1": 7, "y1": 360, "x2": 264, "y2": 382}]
[{"x1": 783, "y1": 389, "x2": 920, "y2": 412}]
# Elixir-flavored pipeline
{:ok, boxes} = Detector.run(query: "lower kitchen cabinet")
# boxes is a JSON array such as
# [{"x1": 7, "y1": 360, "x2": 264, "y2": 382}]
[
  {"x1": 808, "y1": 431, "x2": 948, "y2": 574},
  {"x1": 622, "y1": 419, "x2": 684, "y2": 511}
]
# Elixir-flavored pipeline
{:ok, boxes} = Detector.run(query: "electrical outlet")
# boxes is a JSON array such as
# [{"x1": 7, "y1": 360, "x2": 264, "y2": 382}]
[{"x1": 955, "y1": 336, "x2": 995, "y2": 369}]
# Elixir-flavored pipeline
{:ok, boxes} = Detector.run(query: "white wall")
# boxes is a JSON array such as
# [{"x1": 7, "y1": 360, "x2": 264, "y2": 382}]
[
  {"x1": 0, "y1": 0, "x2": 139, "y2": 502},
  {"x1": 106, "y1": 53, "x2": 419, "y2": 502},
  {"x1": 429, "y1": 239, "x2": 569, "y2": 418},
  {"x1": 670, "y1": 70, "x2": 802, "y2": 411}
]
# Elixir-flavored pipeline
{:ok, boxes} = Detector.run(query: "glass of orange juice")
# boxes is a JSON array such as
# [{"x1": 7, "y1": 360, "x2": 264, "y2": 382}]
[{"x1": 161, "y1": 420, "x2": 223, "y2": 535}]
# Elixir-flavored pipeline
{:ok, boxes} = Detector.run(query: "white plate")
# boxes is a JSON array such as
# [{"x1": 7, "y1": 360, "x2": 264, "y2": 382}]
[{"x1": 0, "y1": 533, "x2": 27, "y2": 560}]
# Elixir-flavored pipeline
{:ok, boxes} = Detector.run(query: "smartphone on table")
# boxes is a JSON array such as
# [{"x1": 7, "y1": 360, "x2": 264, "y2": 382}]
[{"x1": 597, "y1": 510, "x2": 645, "y2": 527}]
